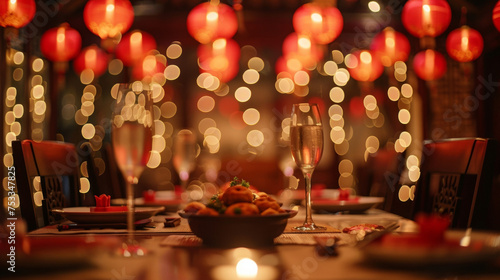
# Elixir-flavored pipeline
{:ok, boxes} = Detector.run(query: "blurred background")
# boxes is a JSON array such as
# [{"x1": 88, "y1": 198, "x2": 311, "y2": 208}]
[{"x1": 2, "y1": 0, "x2": 500, "y2": 203}]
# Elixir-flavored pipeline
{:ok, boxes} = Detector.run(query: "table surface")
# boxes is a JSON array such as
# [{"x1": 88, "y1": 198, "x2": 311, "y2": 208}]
[{"x1": 2, "y1": 208, "x2": 500, "y2": 280}]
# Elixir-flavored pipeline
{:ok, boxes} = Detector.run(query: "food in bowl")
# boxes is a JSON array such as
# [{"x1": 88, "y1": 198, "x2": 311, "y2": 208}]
[
  {"x1": 179, "y1": 177, "x2": 296, "y2": 247},
  {"x1": 183, "y1": 177, "x2": 286, "y2": 216}
]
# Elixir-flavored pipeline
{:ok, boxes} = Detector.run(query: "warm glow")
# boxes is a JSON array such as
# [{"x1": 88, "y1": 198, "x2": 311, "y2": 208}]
[
  {"x1": 242, "y1": 108, "x2": 260, "y2": 125},
  {"x1": 197, "y1": 95, "x2": 215, "y2": 113},
  {"x1": 329, "y1": 87, "x2": 344, "y2": 103},
  {"x1": 388, "y1": 86, "x2": 400, "y2": 101},
  {"x1": 368, "y1": 1, "x2": 381, "y2": 12},
  {"x1": 247, "y1": 130, "x2": 264, "y2": 147},
  {"x1": 236, "y1": 258, "x2": 258, "y2": 278},
  {"x1": 235, "y1": 87, "x2": 251, "y2": 102}
]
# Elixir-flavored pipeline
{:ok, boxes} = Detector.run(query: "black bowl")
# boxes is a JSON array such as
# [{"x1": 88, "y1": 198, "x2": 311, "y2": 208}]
[{"x1": 178, "y1": 210, "x2": 297, "y2": 248}]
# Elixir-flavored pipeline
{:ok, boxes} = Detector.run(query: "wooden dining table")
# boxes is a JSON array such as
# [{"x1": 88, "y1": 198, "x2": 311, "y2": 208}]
[{"x1": 2, "y1": 207, "x2": 500, "y2": 280}]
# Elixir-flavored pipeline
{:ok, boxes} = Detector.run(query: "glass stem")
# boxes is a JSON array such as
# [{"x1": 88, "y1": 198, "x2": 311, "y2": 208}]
[
  {"x1": 303, "y1": 170, "x2": 314, "y2": 226},
  {"x1": 126, "y1": 180, "x2": 135, "y2": 243}
]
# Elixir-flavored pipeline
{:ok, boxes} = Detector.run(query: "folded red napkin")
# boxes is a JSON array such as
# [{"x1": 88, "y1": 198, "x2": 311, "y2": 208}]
[{"x1": 91, "y1": 194, "x2": 127, "y2": 212}]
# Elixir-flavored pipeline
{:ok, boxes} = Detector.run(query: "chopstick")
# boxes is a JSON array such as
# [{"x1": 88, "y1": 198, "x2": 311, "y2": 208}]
[
  {"x1": 57, "y1": 219, "x2": 154, "y2": 231},
  {"x1": 355, "y1": 222, "x2": 400, "y2": 248}
]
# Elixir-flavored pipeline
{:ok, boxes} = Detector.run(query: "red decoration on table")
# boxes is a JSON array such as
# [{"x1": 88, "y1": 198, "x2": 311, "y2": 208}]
[
  {"x1": 187, "y1": 2, "x2": 238, "y2": 44},
  {"x1": 95, "y1": 194, "x2": 111, "y2": 207},
  {"x1": 83, "y1": 0, "x2": 134, "y2": 40},
  {"x1": 401, "y1": 0, "x2": 451, "y2": 38},
  {"x1": 293, "y1": 3, "x2": 343, "y2": 45},
  {"x1": 415, "y1": 212, "x2": 450, "y2": 244},
  {"x1": 338, "y1": 189, "x2": 351, "y2": 201},
  {"x1": 143, "y1": 189, "x2": 156, "y2": 202},
  {"x1": 40, "y1": 23, "x2": 82, "y2": 62},
  {"x1": 446, "y1": 26, "x2": 484, "y2": 62},
  {"x1": 0, "y1": 0, "x2": 35, "y2": 28},
  {"x1": 92, "y1": 194, "x2": 127, "y2": 212}
]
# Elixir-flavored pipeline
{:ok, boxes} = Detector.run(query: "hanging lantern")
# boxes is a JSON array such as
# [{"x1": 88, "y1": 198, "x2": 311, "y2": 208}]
[
  {"x1": 292, "y1": 3, "x2": 343, "y2": 45},
  {"x1": 402, "y1": 0, "x2": 451, "y2": 38},
  {"x1": 413, "y1": 49, "x2": 447, "y2": 81},
  {"x1": 132, "y1": 54, "x2": 167, "y2": 83},
  {"x1": 446, "y1": 26, "x2": 483, "y2": 62},
  {"x1": 370, "y1": 27, "x2": 411, "y2": 67},
  {"x1": 275, "y1": 56, "x2": 309, "y2": 77},
  {"x1": 40, "y1": 24, "x2": 82, "y2": 62},
  {"x1": 115, "y1": 30, "x2": 157, "y2": 66},
  {"x1": 282, "y1": 32, "x2": 324, "y2": 69},
  {"x1": 197, "y1": 38, "x2": 240, "y2": 83},
  {"x1": 345, "y1": 50, "x2": 384, "y2": 82},
  {"x1": 0, "y1": 0, "x2": 36, "y2": 28},
  {"x1": 493, "y1": 1, "x2": 500, "y2": 32},
  {"x1": 187, "y1": 2, "x2": 238, "y2": 44},
  {"x1": 74, "y1": 45, "x2": 109, "y2": 77},
  {"x1": 83, "y1": 0, "x2": 134, "y2": 40}
]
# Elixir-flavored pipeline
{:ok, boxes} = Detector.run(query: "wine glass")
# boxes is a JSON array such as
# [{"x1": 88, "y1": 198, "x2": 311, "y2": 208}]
[
  {"x1": 173, "y1": 129, "x2": 198, "y2": 192},
  {"x1": 289, "y1": 103, "x2": 326, "y2": 231},
  {"x1": 111, "y1": 83, "x2": 154, "y2": 256}
]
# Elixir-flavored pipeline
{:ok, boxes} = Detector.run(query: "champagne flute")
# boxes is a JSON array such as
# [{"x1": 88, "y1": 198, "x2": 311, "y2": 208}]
[
  {"x1": 289, "y1": 103, "x2": 326, "y2": 231},
  {"x1": 111, "y1": 83, "x2": 153, "y2": 256},
  {"x1": 173, "y1": 129, "x2": 198, "y2": 192}
]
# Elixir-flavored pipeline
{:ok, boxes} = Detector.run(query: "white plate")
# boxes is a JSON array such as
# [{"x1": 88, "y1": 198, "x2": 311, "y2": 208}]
[
  {"x1": 111, "y1": 198, "x2": 182, "y2": 212},
  {"x1": 311, "y1": 197, "x2": 384, "y2": 213},
  {"x1": 52, "y1": 206, "x2": 164, "y2": 224},
  {"x1": 362, "y1": 233, "x2": 500, "y2": 268}
]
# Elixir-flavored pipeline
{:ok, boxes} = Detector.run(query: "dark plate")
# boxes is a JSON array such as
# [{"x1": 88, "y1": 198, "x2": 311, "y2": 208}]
[{"x1": 178, "y1": 210, "x2": 298, "y2": 248}]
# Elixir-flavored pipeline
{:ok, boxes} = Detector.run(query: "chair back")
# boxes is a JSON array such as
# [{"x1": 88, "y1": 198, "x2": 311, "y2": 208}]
[
  {"x1": 413, "y1": 138, "x2": 497, "y2": 229},
  {"x1": 13, "y1": 140, "x2": 82, "y2": 231},
  {"x1": 80, "y1": 142, "x2": 125, "y2": 199}
]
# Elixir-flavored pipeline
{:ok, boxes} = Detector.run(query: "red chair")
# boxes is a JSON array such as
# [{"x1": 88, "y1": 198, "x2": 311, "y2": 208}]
[
  {"x1": 13, "y1": 140, "x2": 84, "y2": 231},
  {"x1": 412, "y1": 138, "x2": 497, "y2": 229}
]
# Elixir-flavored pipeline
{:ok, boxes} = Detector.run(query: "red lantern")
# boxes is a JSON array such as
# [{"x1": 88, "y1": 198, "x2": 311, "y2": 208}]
[
  {"x1": 115, "y1": 30, "x2": 157, "y2": 66},
  {"x1": 493, "y1": 1, "x2": 500, "y2": 32},
  {"x1": 292, "y1": 3, "x2": 343, "y2": 45},
  {"x1": 84, "y1": 0, "x2": 134, "y2": 39},
  {"x1": 197, "y1": 38, "x2": 240, "y2": 83},
  {"x1": 370, "y1": 28, "x2": 411, "y2": 67},
  {"x1": 187, "y1": 2, "x2": 238, "y2": 44},
  {"x1": 446, "y1": 26, "x2": 483, "y2": 62},
  {"x1": 40, "y1": 24, "x2": 82, "y2": 62},
  {"x1": 73, "y1": 45, "x2": 109, "y2": 77},
  {"x1": 275, "y1": 56, "x2": 309, "y2": 77},
  {"x1": 402, "y1": 0, "x2": 451, "y2": 38},
  {"x1": 0, "y1": 0, "x2": 35, "y2": 28},
  {"x1": 346, "y1": 50, "x2": 384, "y2": 82},
  {"x1": 132, "y1": 55, "x2": 167, "y2": 82},
  {"x1": 412, "y1": 49, "x2": 447, "y2": 81},
  {"x1": 282, "y1": 33, "x2": 324, "y2": 69}
]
